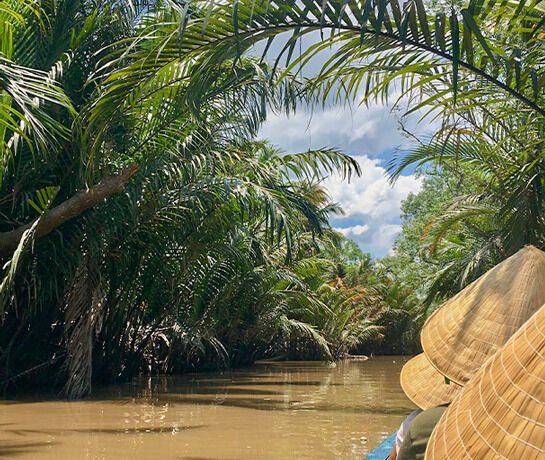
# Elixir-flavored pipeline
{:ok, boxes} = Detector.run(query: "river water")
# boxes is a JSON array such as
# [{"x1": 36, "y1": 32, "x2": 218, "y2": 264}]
[{"x1": 0, "y1": 356, "x2": 416, "y2": 459}]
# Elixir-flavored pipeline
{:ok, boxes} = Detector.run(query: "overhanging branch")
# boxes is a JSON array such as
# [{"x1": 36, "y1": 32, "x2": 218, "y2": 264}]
[{"x1": 0, "y1": 165, "x2": 139, "y2": 258}]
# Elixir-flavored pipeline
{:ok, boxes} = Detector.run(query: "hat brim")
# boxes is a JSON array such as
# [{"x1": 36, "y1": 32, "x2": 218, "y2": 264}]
[{"x1": 400, "y1": 353, "x2": 462, "y2": 410}]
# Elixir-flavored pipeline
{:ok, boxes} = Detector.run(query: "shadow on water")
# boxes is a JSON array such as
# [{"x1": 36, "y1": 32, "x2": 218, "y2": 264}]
[
  {"x1": 71, "y1": 425, "x2": 207, "y2": 435},
  {"x1": 161, "y1": 386, "x2": 283, "y2": 396},
  {"x1": 1, "y1": 425, "x2": 207, "y2": 436},
  {"x1": 86, "y1": 358, "x2": 415, "y2": 415},
  {"x1": 0, "y1": 441, "x2": 58, "y2": 458},
  {"x1": 184, "y1": 380, "x2": 346, "y2": 387},
  {"x1": 0, "y1": 358, "x2": 414, "y2": 459},
  {"x1": 155, "y1": 393, "x2": 413, "y2": 414},
  {"x1": 177, "y1": 457, "x2": 242, "y2": 460}
]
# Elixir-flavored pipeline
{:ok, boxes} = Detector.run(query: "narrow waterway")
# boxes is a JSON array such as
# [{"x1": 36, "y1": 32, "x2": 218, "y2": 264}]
[{"x1": 0, "y1": 356, "x2": 416, "y2": 459}]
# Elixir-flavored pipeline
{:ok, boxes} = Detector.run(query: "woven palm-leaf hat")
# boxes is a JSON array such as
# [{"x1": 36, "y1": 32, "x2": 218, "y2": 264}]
[
  {"x1": 425, "y1": 301, "x2": 545, "y2": 460},
  {"x1": 421, "y1": 245, "x2": 545, "y2": 385},
  {"x1": 400, "y1": 353, "x2": 462, "y2": 410}
]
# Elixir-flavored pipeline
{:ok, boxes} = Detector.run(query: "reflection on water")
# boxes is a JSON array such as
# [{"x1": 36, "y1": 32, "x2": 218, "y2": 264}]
[{"x1": 0, "y1": 356, "x2": 416, "y2": 459}]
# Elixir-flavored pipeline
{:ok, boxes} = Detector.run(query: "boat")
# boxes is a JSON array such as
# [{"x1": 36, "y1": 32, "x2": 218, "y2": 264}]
[
  {"x1": 345, "y1": 354, "x2": 369, "y2": 361},
  {"x1": 365, "y1": 431, "x2": 396, "y2": 459}
]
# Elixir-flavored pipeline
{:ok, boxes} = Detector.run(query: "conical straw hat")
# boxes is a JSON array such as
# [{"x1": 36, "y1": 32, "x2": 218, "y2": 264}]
[
  {"x1": 400, "y1": 353, "x2": 462, "y2": 410},
  {"x1": 421, "y1": 245, "x2": 545, "y2": 385},
  {"x1": 425, "y1": 301, "x2": 545, "y2": 460}
]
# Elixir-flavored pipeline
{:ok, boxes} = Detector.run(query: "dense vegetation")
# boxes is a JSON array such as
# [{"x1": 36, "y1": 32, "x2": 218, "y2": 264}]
[{"x1": 1, "y1": 0, "x2": 544, "y2": 398}]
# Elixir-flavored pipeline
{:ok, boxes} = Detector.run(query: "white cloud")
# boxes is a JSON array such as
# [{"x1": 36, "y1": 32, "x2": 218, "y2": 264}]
[
  {"x1": 373, "y1": 224, "x2": 403, "y2": 250},
  {"x1": 337, "y1": 223, "x2": 404, "y2": 255},
  {"x1": 258, "y1": 95, "x2": 431, "y2": 256},
  {"x1": 335, "y1": 224, "x2": 369, "y2": 236},
  {"x1": 324, "y1": 156, "x2": 423, "y2": 222},
  {"x1": 324, "y1": 155, "x2": 422, "y2": 254},
  {"x1": 259, "y1": 91, "x2": 438, "y2": 158},
  {"x1": 260, "y1": 103, "x2": 406, "y2": 157}
]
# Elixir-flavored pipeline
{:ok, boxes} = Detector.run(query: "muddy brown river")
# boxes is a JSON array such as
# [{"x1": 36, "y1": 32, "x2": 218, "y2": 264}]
[{"x1": 0, "y1": 356, "x2": 416, "y2": 459}]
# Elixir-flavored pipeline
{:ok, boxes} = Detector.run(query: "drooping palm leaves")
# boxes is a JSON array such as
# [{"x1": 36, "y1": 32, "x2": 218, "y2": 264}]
[
  {"x1": 97, "y1": 0, "x2": 545, "y2": 125},
  {"x1": 0, "y1": 1, "x2": 73, "y2": 186},
  {"x1": 84, "y1": 139, "x2": 360, "y2": 385}
]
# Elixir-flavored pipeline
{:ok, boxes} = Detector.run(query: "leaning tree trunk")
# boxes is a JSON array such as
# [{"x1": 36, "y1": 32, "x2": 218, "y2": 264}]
[
  {"x1": 63, "y1": 253, "x2": 103, "y2": 399},
  {"x1": 0, "y1": 164, "x2": 139, "y2": 259}
]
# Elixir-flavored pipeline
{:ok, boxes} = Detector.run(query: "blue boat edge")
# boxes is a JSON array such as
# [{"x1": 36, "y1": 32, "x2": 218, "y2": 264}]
[{"x1": 365, "y1": 431, "x2": 396, "y2": 460}]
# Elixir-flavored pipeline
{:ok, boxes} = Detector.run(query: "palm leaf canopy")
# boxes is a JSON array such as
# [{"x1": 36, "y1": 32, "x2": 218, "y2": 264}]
[
  {"x1": 0, "y1": 0, "x2": 73, "y2": 184},
  {"x1": 99, "y1": 0, "x2": 545, "y2": 125}
]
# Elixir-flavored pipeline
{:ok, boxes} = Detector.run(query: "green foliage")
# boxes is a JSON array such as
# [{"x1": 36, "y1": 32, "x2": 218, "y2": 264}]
[
  {"x1": 174, "y1": 0, "x2": 545, "y2": 121},
  {"x1": 4, "y1": 0, "x2": 545, "y2": 401},
  {"x1": 388, "y1": 119, "x2": 545, "y2": 302},
  {"x1": 385, "y1": 167, "x2": 475, "y2": 296},
  {"x1": 0, "y1": 0, "x2": 381, "y2": 397}
]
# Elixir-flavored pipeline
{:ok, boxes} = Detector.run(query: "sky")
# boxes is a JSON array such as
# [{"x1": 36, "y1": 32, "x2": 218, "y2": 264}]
[
  {"x1": 251, "y1": 30, "x2": 439, "y2": 257},
  {"x1": 258, "y1": 99, "x2": 431, "y2": 257}
]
